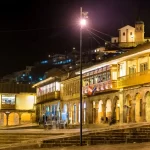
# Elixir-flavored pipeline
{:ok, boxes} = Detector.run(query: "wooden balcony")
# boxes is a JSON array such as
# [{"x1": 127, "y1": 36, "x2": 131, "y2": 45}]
[
  {"x1": 37, "y1": 91, "x2": 60, "y2": 104},
  {"x1": 83, "y1": 80, "x2": 117, "y2": 96},
  {"x1": 117, "y1": 70, "x2": 150, "y2": 88},
  {"x1": 62, "y1": 93, "x2": 80, "y2": 101},
  {"x1": 1, "y1": 104, "x2": 16, "y2": 110}
]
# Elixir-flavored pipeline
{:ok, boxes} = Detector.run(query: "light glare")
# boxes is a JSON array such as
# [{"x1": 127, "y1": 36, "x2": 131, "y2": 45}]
[{"x1": 80, "y1": 19, "x2": 86, "y2": 26}]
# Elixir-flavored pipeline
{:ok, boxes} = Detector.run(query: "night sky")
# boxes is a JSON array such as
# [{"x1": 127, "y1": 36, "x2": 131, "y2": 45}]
[{"x1": 0, "y1": 0, "x2": 149, "y2": 76}]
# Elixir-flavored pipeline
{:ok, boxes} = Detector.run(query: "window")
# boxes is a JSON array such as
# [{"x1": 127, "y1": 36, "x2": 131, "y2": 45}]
[
  {"x1": 102, "y1": 73, "x2": 106, "y2": 81},
  {"x1": 89, "y1": 77, "x2": 94, "y2": 85},
  {"x1": 129, "y1": 67, "x2": 136, "y2": 74},
  {"x1": 106, "y1": 71, "x2": 111, "y2": 80},
  {"x1": 130, "y1": 32, "x2": 132, "y2": 35},
  {"x1": 2, "y1": 95, "x2": 15, "y2": 105},
  {"x1": 123, "y1": 32, "x2": 125, "y2": 36},
  {"x1": 140, "y1": 63, "x2": 148, "y2": 72}
]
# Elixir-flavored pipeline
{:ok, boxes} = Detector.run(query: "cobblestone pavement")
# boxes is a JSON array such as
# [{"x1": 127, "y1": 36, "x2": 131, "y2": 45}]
[{"x1": 26, "y1": 142, "x2": 150, "y2": 150}]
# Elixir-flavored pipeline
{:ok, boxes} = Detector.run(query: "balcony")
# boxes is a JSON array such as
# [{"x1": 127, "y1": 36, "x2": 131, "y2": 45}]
[
  {"x1": 117, "y1": 70, "x2": 150, "y2": 88},
  {"x1": 82, "y1": 80, "x2": 117, "y2": 96},
  {"x1": 37, "y1": 91, "x2": 60, "y2": 104},
  {"x1": 1, "y1": 104, "x2": 16, "y2": 110},
  {"x1": 62, "y1": 93, "x2": 80, "y2": 101}
]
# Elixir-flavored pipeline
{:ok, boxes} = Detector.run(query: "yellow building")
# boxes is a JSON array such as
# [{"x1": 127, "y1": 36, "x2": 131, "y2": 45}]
[
  {"x1": 75, "y1": 43, "x2": 150, "y2": 124},
  {"x1": 0, "y1": 83, "x2": 36, "y2": 126},
  {"x1": 33, "y1": 77, "x2": 61, "y2": 123},
  {"x1": 34, "y1": 43, "x2": 150, "y2": 126}
]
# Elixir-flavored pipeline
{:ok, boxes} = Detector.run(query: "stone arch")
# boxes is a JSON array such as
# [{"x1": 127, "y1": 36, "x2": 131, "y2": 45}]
[
  {"x1": 144, "y1": 91, "x2": 150, "y2": 122},
  {"x1": 61, "y1": 104, "x2": 67, "y2": 122},
  {"x1": 106, "y1": 99, "x2": 112, "y2": 121},
  {"x1": 135, "y1": 93, "x2": 142, "y2": 122},
  {"x1": 8, "y1": 112, "x2": 19, "y2": 126},
  {"x1": 98, "y1": 100, "x2": 103, "y2": 123},
  {"x1": 0, "y1": 113, "x2": 6, "y2": 126},
  {"x1": 124, "y1": 94, "x2": 132, "y2": 123},
  {"x1": 111, "y1": 96, "x2": 119, "y2": 122},
  {"x1": 21, "y1": 113, "x2": 31, "y2": 124}
]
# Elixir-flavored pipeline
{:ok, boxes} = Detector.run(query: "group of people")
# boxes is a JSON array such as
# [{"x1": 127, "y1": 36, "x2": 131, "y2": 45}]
[
  {"x1": 101, "y1": 116, "x2": 116, "y2": 125},
  {"x1": 38, "y1": 115, "x2": 58, "y2": 125}
]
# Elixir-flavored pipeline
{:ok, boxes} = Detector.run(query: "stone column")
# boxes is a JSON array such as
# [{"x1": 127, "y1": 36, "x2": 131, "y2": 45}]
[
  {"x1": 142, "y1": 102, "x2": 146, "y2": 122},
  {"x1": 123, "y1": 105, "x2": 127, "y2": 123},
  {"x1": 131, "y1": 103, "x2": 136, "y2": 122},
  {"x1": 95, "y1": 101, "x2": 99, "y2": 124},
  {"x1": 102, "y1": 103, "x2": 106, "y2": 123},
  {"x1": 30, "y1": 113, "x2": 33, "y2": 123},
  {"x1": 86, "y1": 100, "x2": 93, "y2": 124},
  {"x1": 77, "y1": 103, "x2": 79, "y2": 124},
  {"x1": 19, "y1": 113, "x2": 22, "y2": 125},
  {"x1": 6, "y1": 113, "x2": 9, "y2": 127}
]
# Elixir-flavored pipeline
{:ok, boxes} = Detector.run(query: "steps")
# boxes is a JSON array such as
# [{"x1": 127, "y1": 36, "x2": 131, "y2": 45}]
[
  {"x1": 1, "y1": 123, "x2": 150, "y2": 150},
  {"x1": 41, "y1": 125, "x2": 150, "y2": 148}
]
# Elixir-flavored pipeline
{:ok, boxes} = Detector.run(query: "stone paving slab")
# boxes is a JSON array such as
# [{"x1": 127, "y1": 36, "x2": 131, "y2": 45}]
[{"x1": 25, "y1": 142, "x2": 150, "y2": 150}]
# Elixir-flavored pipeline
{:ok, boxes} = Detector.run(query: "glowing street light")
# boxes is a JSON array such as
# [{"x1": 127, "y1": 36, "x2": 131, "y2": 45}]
[{"x1": 80, "y1": 19, "x2": 86, "y2": 26}]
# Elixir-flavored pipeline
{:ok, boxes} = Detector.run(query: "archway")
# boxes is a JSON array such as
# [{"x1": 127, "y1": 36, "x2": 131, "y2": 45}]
[
  {"x1": 145, "y1": 91, "x2": 150, "y2": 122},
  {"x1": 98, "y1": 100, "x2": 103, "y2": 123},
  {"x1": 124, "y1": 94, "x2": 132, "y2": 123},
  {"x1": 0, "y1": 113, "x2": 6, "y2": 126},
  {"x1": 83, "y1": 102, "x2": 86, "y2": 123},
  {"x1": 21, "y1": 113, "x2": 31, "y2": 124},
  {"x1": 62, "y1": 104, "x2": 67, "y2": 121},
  {"x1": 135, "y1": 93, "x2": 142, "y2": 122},
  {"x1": 106, "y1": 99, "x2": 112, "y2": 122},
  {"x1": 8, "y1": 112, "x2": 19, "y2": 126},
  {"x1": 73, "y1": 104, "x2": 77, "y2": 124},
  {"x1": 112, "y1": 96, "x2": 119, "y2": 123}
]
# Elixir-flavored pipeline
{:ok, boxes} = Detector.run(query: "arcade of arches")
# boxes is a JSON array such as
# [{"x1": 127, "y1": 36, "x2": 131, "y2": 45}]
[
  {"x1": 0, "y1": 111, "x2": 35, "y2": 126},
  {"x1": 61, "y1": 90, "x2": 150, "y2": 125}
]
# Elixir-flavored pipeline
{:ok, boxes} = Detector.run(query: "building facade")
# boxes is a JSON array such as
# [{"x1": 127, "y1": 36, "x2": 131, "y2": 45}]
[
  {"x1": 0, "y1": 83, "x2": 36, "y2": 126},
  {"x1": 34, "y1": 43, "x2": 150, "y2": 126},
  {"x1": 33, "y1": 76, "x2": 61, "y2": 123}
]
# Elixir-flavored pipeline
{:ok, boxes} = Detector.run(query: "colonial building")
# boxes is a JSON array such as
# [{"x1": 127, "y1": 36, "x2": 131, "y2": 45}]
[
  {"x1": 77, "y1": 43, "x2": 150, "y2": 124},
  {"x1": 111, "y1": 21, "x2": 150, "y2": 48},
  {"x1": 34, "y1": 43, "x2": 150, "y2": 126},
  {"x1": 32, "y1": 68, "x2": 63, "y2": 123},
  {"x1": 0, "y1": 83, "x2": 36, "y2": 126}
]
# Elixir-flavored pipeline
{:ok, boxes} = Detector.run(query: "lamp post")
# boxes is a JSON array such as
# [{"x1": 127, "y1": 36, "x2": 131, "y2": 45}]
[{"x1": 79, "y1": 7, "x2": 88, "y2": 146}]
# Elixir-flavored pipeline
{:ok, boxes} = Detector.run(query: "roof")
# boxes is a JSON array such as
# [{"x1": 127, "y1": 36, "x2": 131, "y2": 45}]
[
  {"x1": 118, "y1": 25, "x2": 135, "y2": 30},
  {"x1": 135, "y1": 21, "x2": 144, "y2": 24},
  {"x1": 0, "y1": 83, "x2": 36, "y2": 93}
]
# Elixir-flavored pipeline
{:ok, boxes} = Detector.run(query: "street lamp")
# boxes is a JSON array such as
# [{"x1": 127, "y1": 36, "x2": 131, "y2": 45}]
[{"x1": 79, "y1": 7, "x2": 87, "y2": 146}]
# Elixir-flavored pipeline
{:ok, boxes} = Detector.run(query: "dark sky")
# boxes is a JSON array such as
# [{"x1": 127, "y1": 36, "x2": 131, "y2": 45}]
[{"x1": 0, "y1": 0, "x2": 149, "y2": 76}]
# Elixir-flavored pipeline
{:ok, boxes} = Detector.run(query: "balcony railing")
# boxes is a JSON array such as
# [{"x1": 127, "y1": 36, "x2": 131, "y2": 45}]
[
  {"x1": 117, "y1": 70, "x2": 150, "y2": 88},
  {"x1": 62, "y1": 93, "x2": 80, "y2": 101},
  {"x1": 37, "y1": 91, "x2": 60, "y2": 104},
  {"x1": 82, "y1": 80, "x2": 117, "y2": 96},
  {"x1": 1, "y1": 104, "x2": 16, "y2": 110}
]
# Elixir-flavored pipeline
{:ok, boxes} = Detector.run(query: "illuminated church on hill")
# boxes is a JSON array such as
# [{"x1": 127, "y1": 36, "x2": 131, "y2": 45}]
[{"x1": 111, "y1": 21, "x2": 150, "y2": 48}]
